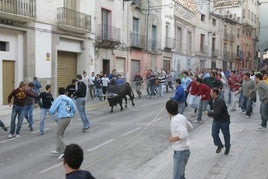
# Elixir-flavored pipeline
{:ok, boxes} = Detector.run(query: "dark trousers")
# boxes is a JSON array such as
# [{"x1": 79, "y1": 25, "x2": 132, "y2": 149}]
[{"x1": 212, "y1": 120, "x2": 231, "y2": 149}]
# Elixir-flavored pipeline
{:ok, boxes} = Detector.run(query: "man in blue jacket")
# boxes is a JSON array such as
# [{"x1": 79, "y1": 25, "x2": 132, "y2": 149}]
[
  {"x1": 172, "y1": 78, "x2": 186, "y2": 114},
  {"x1": 50, "y1": 87, "x2": 76, "y2": 155}
]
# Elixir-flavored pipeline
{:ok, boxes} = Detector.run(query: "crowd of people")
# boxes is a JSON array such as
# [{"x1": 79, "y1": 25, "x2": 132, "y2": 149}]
[
  {"x1": 1, "y1": 66, "x2": 268, "y2": 178},
  {"x1": 165, "y1": 67, "x2": 268, "y2": 179}
]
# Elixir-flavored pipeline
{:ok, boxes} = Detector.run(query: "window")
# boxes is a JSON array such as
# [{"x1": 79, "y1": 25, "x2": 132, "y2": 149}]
[
  {"x1": 212, "y1": 18, "x2": 216, "y2": 26},
  {"x1": 165, "y1": 23, "x2": 170, "y2": 47},
  {"x1": 163, "y1": 60, "x2": 170, "y2": 72},
  {"x1": 132, "y1": 17, "x2": 140, "y2": 46},
  {"x1": 151, "y1": 25, "x2": 157, "y2": 50},
  {"x1": 212, "y1": 37, "x2": 216, "y2": 51},
  {"x1": 101, "y1": 9, "x2": 111, "y2": 39},
  {"x1": 176, "y1": 27, "x2": 182, "y2": 50},
  {"x1": 236, "y1": 45, "x2": 240, "y2": 56},
  {"x1": 187, "y1": 31, "x2": 192, "y2": 52},
  {"x1": 0, "y1": 41, "x2": 8, "y2": 51},
  {"x1": 200, "y1": 34, "x2": 205, "y2": 52},
  {"x1": 201, "y1": 14, "x2": 205, "y2": 22},
  {"x1": 64, "y1": 0, "x2": 78, "y2": 10},
  {"x1": 237, "y1": 28, "x2": 240, "y2": 38}
]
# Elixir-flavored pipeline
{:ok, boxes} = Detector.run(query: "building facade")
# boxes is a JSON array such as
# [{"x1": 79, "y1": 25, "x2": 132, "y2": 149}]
[{"x1": 0, "y1": 0, "x2": 260, "y2": 106}]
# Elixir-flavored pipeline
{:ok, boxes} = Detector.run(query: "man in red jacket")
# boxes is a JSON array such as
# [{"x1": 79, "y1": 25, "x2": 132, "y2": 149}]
[
  {"x1": 186, "y1": 75, "x2": 200, "y2": 114},
  {"x1": 195, "y1": 78, "x2": 211, "y2": 123}
]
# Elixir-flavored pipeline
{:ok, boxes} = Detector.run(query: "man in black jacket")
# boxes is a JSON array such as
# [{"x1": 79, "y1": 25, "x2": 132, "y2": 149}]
[
  {"x1": 205, "y1": 88, "x2": 231, "y2": 155},
  {"x1": 74, "y1": 74, "x2": 90, "y2": 132}
]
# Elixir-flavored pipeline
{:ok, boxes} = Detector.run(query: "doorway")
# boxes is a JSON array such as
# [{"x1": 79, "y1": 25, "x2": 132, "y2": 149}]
[
  {"x1": 103, "y1": 59, "x2": 110, "y2": 76},
  {"x1": 2, "y1": 60, "x2": 15, "y2": 105}
]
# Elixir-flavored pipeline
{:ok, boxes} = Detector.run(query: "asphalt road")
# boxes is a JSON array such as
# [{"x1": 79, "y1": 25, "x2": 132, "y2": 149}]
[{"x1": 0, "y1": 93, "x2": 196, "y2": 179}]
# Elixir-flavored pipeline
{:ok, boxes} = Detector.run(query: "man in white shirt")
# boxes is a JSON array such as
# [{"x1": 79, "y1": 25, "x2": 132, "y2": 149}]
[
  {"x1": 101, "y1": 74, "x2": 110, "y2": 100},
  {"x1": 166, "y1": 100, "x2": 193, "y2": 179},
  {"x1": 89, "y1": 72, "x2": 96, "y2": 100}
]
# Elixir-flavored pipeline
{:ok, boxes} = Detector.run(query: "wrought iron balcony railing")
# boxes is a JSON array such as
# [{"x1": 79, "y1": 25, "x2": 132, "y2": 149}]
[
  {"x1": 164, "y1": 37, "x2": 175, "y2": 49},
  {"x1": 57, "y1": 7, "x2": 91, "y2": 33},
  {"x1": 0, "y1": 0, "x2": 36, "y2": 22},
  {"x1": 96, "y1": 24, "x2": 120, "y2": 42},
  {"x1": 199, "y1": 45, "x2": 208, "y2": 54},
  {"x1": 130, "y1": 32, "x2": 146, "y2": 49},
  {"x1": 211, "y1": 49, "x2": 219, "y2": 57}
]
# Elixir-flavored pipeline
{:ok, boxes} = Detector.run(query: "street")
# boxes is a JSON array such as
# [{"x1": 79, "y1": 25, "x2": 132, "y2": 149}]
[
  {"x1": 0, "y1": 92, "x2": 268, "y2": 179},
  {"x1": 0, "y1": 93, "x2": 175, "y2": 179}
]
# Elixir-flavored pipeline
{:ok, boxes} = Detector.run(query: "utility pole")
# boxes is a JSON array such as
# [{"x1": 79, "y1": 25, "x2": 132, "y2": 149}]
[{"x1": 145, "y1": 0, "x2": 150, "y2": 52}]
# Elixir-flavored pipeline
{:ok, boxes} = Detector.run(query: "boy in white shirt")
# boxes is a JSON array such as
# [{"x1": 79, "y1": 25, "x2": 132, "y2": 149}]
[{"x1": 166, "y1": 100, "x2": 193, "y2": 179}]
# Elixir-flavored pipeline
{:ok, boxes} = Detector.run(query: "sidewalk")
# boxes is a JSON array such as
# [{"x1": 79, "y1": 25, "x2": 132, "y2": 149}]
[{"x1": 130, "y1": 102, "x2": 268, "y2": 179}]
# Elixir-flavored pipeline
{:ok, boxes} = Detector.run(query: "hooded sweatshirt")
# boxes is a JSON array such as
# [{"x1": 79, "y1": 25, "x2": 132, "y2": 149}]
[{"x1": 49, "y1": 95, "x2": 76, "y2": 120}]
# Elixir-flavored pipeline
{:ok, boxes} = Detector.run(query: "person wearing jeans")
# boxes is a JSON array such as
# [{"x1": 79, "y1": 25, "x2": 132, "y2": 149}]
[
  {"x1": 7, "y1": 81, "x2": 29, "y2": 138},
  {"x1": 166, "y1": 100, "x2": 192, "y2": 179},
  {"x1": 39, "y1": 85, "x2": 54, "y2": 135},
  {"x1": 254, "y1": 73, "x2": 268, "y2": 129},
  {"x1": 238, "y1": 72, "x2": 256, "y2": 118},
  {"x1": 172, "y1": 79, "x2": 186, "y2": 114},
  {"x1": 9, "y1": 105, "x2": 25, "y2": 137},
  {"x1": 195, "y1": 78, "x2": 211, "y2": 123},
  {"x1": 24, "y1": 82, "x2": 36, "y2": 131},
  {"x1": 205, "y1": 88, "x2": 231, "y2": 155},
  {"x1": 74, "y1": 74, "x2": 90, "y2": 131}
]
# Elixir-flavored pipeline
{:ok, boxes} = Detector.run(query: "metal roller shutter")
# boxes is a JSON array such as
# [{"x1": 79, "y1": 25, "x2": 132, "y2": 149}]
[{"x1": 57, "y1": 51, "x2": 77, "y2": 90}]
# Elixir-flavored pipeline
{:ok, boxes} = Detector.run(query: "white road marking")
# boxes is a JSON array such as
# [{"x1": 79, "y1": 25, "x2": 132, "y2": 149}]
[
  {"x1": 126, "y1": 105, "x2": 139, "y2": 111},
  {"x1": 121, "y1": 127, "x2": 141, "y2": 136},
  {"x1": 39, "y1": 162, "x2": 62, "y2": 174},
  {"x1": 32, "y1": 128, "x2": 49, "y2": 134},
  {"x1": 0, "y1": 137, "x2": 16, "y2": 143},
  {"x1": 87, "y1": 139, "x2": 115, "y2": 152},
  {"x1": 152, "y1": 118, "x2": 162, "y2": 123}
]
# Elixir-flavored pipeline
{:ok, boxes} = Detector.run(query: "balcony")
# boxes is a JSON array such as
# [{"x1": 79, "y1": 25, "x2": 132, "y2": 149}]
[
  {"x1": 174, "y1": 40, "x2": 182, "y2": 53},
  {"x1": 57, "y1": 7, "x2": 91, "y2": 34},
  {"x1": 0, "y1": 0, "x2": 36, "y2": 23},
  {"x1": 211, "y1": 49, "x2": 219, "y2": 57},
  {"x1": 96, "y1": 24, "x2": 121, "y2": 48},
  {"x1": 164, "y1": 37, "x2": 175, "y2": 50},
  {"x1": 197, "y1": 45, "x2": 208, "y2": 55},
  {"x1": 223, "y1": 51, "x2": 231, "y2": 59},
  {"x1": 148, "y1": 39, "x2": 160, "y2": 52},
  {"x1": 130, "y1": 32, "x2": 146, "y2": 49},
  {"x1": 223, "y1": 32, "x2": 235, "y2": 41},
  {"x1": 131, "y1": 0, "x2": 141, "y2": 8}
]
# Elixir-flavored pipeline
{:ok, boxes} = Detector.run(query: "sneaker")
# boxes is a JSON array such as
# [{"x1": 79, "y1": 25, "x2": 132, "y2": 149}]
[
  {"x1": 16, "y1": 134, "x2": 21, "y2": 138},
  {"x1": 245, "y1": 115, "x2": 250, "y2": 119},
  {"x1": 29, "y1": 127, "x2": 34, "y2": 131},
  {"x1": 216, "y1": 146, "x2": 223, "y2": 153},
  {"x1": 258, "y1": 126, "x2": 266, "y2": 129},
  {"x1": 8, "y1": 134, "x2": 13, "y2": 139},
  {"x1": 194, "y1": 120, "x2": 200, "y2": 123},
  {"x1": 51, "y1": 150, "x2": 61, "y2": 154},
  {"x1": 82, "y1": 127, "x2": 90, "y2": 132}
]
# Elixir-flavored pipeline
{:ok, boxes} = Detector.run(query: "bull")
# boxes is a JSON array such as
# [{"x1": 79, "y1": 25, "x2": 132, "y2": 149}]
[{"x1": 107, "y1": 81, "x2": 135, "y2": 113}]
